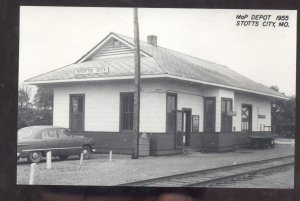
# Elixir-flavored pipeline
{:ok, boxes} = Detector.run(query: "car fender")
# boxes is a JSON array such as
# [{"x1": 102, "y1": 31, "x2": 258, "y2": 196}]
[{"x1": 17, "y1": 139, "x2": 44, "y2": 158}]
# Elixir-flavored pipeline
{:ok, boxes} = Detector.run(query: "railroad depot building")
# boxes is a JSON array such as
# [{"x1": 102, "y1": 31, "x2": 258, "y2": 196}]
[{"x1": 25, "y1": 32, "x2": 288, "y2": 155}]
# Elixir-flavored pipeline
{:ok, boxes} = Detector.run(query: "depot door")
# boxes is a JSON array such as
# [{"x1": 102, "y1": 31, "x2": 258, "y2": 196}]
[
  {"x1": 204, "y1": 97, "x2": 216, "y2": 132},
  {"x1": 182, "y1": 109, "x2": 192, "y2": 146},
  {"x1": 241, "y1": 104, "x2": 252, "y2": 133},
  {"x1": 70, "y1": 94, "x2": 85, "y2": 131},
  {"x1": 221, "y1": 98, "x2": 233, "y2": 132}
]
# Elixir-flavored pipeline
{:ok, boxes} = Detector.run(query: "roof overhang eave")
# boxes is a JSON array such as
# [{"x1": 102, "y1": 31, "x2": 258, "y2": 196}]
[
  {"x1": 25, "y1": 74, "x2": 289, "y2": 100},
  {"x1": 164, "y1": 74, "x2": 289, "y2": 100},
  {"x1": 24, "y1": 74, "x2": 168, "y2": 85}
]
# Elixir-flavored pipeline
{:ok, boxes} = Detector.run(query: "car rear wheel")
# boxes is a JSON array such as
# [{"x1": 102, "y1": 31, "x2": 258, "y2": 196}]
[
  {"x1": 27, "y1": 151, "x2": 42, "y2": 163},
  {"x1": 81, "y1": 145, "x2": 91, "y2": 159}
]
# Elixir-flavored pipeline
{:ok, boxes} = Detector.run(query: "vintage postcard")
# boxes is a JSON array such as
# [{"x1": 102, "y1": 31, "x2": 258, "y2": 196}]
[{"x1": 17, "y1": 7, "x2": 296, "y2": 188}]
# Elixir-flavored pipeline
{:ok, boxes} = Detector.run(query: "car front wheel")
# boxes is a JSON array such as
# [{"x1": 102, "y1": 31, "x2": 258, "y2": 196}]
[
  {"x1": 27, "y1": 151, "x2": 42, "y2": 163},
  {"x1": 81, "y1": 145, "x2": 91, "y2": 159}
]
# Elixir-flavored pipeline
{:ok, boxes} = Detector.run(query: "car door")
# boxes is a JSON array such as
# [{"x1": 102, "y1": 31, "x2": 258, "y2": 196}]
[
  {"x1": 41, "y1": 129, "x2": 60, "y2": 156},
  {"x1": 57, "y1": 128, "x2": 83, "y2": 156}
]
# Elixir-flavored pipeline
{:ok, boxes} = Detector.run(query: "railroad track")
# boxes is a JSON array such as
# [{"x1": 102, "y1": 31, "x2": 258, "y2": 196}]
[{"x1": 120, "y1": 155, "x2": 294, "y2": 187}]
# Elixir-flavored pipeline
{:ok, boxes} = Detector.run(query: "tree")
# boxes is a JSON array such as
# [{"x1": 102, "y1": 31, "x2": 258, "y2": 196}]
[
  {"x1": 18, "y1": 85, "x2": 54, "y2": 128},
  {"x1": 18, "y1": 86, "x2": 32, "y2": 112},
  {"x1": 270, "y1": 86, "x2": 295, "y2": 137},
  {"x1": 32, "y1": 85, "x2": 54, "y2": 125},
  {"x1": 18, "y1": 86, "x2": 34, "y2": 129},
  {"x1": 34, "y1": 86, "x2": 53, "y2": 110},
  {"x1": 270, "y1": 85, "x2": 279, "y2": 92},
  {"x1": 271, "y1": 96, "x2": 295, "y2": 122}
]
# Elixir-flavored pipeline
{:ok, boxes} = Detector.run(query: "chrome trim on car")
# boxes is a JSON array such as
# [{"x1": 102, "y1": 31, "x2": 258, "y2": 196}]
[
  {"x1": 21, "y1": 147, "x2": 82, "y2": 152},
  {"x1": 17, "y1": 144, "x2": 28, "y2": 147}
]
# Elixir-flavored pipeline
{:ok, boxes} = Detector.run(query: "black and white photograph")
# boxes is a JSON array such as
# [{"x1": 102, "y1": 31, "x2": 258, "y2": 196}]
[{"x1": 17, "y1": 6, "x2": 296, "y2": 188}]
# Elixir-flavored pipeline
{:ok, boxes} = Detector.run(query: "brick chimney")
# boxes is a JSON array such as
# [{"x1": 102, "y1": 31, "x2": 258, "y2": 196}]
[{"x1": 147, "y1": 35, "x2": 157, "y2": 47}]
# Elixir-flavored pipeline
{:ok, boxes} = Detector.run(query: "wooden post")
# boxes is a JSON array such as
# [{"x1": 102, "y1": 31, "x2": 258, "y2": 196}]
[
  {"x1": 29, "y1": 163, "x2": 36, "y2": 185},
  {"x1": 132, "y1": 7, "x2": 141, "y2": 159},
  {"x1": 109, "y1": 151, "x2": 112, "y2": 162},
  {"x1": 80, "y1": 153, "x2": 83, "y2": 165},
  {"x1": 46, "y1": 151, "x2": 51, "y2": 169}
]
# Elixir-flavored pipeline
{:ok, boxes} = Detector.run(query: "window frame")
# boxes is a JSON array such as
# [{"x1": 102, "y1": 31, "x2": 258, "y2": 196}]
[
  {"x1": 69, "y1": 94, "x2": 85, "y2": 131},
  {"x1": 119, "y1": 92, "x2": 134, "y2": 132},
  {"x1": 57, "y1": 128, "x2": 69, "y2": 138},
  {"x1": 165, "y1": 92, "x2": 178, "y2": 133},
  {"x1": 41, "y1": 129, "x2": 58, "y2": 139}
]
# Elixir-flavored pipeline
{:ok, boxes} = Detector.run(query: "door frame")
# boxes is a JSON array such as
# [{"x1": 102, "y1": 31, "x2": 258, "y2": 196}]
[
  {"x1": 204, "y1": 97, "x2": 216, "y2": 133},
  {"x1": 165, "y1": 92, "x2": 178, "y2": 133},
  {"x1": 241, "y1": 103, "x2": 253, "y2": 133},
  {"x1": 41, "y1": 128, "x2": 60, "y2": 156},
  {"x1": 182, "y1": 108, "x2": 192, "y2": 146},
  {"x1": 221, "y1": 97, "x2": 233, "y2": 132},
  {"x1": 69, "y1": 94, "x2": 85, "y2": 131}
]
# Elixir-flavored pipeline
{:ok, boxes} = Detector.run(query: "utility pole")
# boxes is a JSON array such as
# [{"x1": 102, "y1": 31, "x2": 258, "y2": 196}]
[{"x1": 132, "y1": 7, "x2": 141, "y2": 159}]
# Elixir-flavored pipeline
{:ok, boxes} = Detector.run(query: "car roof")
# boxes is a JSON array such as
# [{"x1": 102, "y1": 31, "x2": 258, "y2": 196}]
[{"x1": 19, "y1": 126, "x2": 66, "y2": 132}]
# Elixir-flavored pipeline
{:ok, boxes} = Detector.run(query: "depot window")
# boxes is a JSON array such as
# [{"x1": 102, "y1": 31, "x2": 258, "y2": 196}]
[
  {"x1": 166, "y1": 93, "x2": 177, "y2": 132},
  {"x1": 120, "y1": 92, "x2": 134, "y2": 131}
]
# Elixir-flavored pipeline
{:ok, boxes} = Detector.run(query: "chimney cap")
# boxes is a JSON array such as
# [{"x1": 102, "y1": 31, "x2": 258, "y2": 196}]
[{"x1": 147, "y1": 35, "x2": 157, "y2": 47}]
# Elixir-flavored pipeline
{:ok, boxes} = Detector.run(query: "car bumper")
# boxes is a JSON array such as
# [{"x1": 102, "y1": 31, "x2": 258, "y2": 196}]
[{"x1": 91, "y1": 146, "x2": 96, "y2": 153}]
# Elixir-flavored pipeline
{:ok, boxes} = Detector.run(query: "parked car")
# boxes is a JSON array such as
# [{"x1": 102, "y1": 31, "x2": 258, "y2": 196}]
[{"x1": 17, "y1": 126, "x2": 96, "y2": 163}]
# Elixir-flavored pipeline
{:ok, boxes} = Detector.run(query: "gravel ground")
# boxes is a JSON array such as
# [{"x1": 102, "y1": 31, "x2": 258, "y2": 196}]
[{"x1": 17, "y1": 144, "x2": 294, "y2": 187}]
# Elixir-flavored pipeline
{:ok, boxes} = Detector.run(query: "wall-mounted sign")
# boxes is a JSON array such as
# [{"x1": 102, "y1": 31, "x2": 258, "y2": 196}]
[
  {"x1": 225, "y1": 111, "x2": 237, "y2": 116},
  {"x1": 192, "y1": 115, "x2": 199, "y2": 132},
  {"x1": 258, "y1": 114, "x2": 266, "y2": 119},
  {"x1": 75, "y1": 66, "x2": 109, "y2": 75}
]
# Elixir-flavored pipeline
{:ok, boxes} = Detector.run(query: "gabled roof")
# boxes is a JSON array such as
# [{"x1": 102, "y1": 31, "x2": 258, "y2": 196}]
[{"x1": 25, "y1": 32, "x2": 288, "y2": 100}]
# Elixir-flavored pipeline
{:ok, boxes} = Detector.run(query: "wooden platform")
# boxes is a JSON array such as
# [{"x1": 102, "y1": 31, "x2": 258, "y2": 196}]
[{"x1": 248, "y1": 136, "x2": 275, "y2": 149}]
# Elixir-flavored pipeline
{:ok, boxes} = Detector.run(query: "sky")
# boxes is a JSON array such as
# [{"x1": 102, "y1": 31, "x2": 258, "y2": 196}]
[{"x1": 19, "y1": 7, "x2": 297, "y2": 96}]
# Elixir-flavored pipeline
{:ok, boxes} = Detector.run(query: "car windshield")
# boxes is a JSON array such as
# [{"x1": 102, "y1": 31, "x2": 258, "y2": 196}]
[{"x1": 18, "y1": 127, "x2": 34, "y2": 139}]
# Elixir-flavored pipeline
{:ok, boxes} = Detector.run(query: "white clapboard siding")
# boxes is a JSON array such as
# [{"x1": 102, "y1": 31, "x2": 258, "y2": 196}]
[
  {"x1": 53, "y1": 80, "x2": 167, "y2": 132},
  {"x1": 202, "y1": 87, "x2": 234, "y2": 132},
  {"x1": 142, "y1": 79, "x2": 205, "y2": 132},
  {"x1": 233, "y1": 92, "x2": 271, "y2": 132},
  {"x1": 53, "y1": 88, "x2": 70, "y2": 128},
  {"x1": 53, "y1": 78, "x2": 272, "y2": 134},
  {"x1": 140, "y1": 92, "x2": 166, "y2": 132}
]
